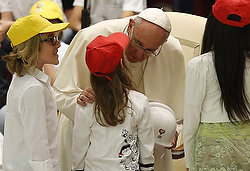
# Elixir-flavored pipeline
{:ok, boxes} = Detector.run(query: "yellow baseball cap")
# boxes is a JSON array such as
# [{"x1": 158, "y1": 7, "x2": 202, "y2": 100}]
[
  {"x1": 30, "y1": 0, "x2": 64, "y2": 22},
  {"x1": 7, "y1": 13, "x2": 70, "y2": 47}
]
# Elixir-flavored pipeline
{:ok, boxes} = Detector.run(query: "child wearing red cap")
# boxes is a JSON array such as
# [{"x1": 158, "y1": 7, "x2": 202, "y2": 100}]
[
  {"x1": 2, "y1": 14, "x2": 69, "y2": 171},
  {"x1": 72, "y1": 32, "x2": 155, "y2": 171},
  {"x1": 184, "y1": 0, "x2": 250, "y2": 170}
]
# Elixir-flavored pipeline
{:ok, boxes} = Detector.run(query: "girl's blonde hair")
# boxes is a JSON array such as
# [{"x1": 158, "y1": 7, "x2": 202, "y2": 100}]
[{"x1": 3, "y1": 34, "x2": 43, "y2": 76}]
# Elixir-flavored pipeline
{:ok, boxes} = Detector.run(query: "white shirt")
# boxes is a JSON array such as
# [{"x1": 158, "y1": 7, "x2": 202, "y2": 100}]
[
  {"x1": 3, "y1": 69, "x2": 60, "y2": 171},
  {"x1": 0, "y1": 0, "x2": 63, "y2": 20},
  {"x1": 73, "y1": 0, "x2": 146, "y2": 24},
  {"x1": 72, "y1": 90, "x2": 154, "y2": 171},
  {"x1": 183, "y1": 51, "x2": 250, "y2": 168}
]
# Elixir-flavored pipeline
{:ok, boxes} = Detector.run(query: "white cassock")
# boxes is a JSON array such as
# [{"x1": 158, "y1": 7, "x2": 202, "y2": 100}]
[{"x1": 53, "y1": 14, "x2": 185, "y2": 171}]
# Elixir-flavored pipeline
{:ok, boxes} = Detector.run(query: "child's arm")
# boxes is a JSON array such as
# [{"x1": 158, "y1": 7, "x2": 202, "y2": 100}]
[
  {"x1": 137, "y1": 99, "x2": 155, "y2": 171},
  {"x1": 21, "y1": 86, "x2": 54, "y2": 170},
  {"x1": 72, "y1": 104, "x2": 92, "y2": 170}
]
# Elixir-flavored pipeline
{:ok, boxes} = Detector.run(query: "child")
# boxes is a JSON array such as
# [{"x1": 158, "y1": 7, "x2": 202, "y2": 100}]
[
  {"x1": 29, "y1": 0, "x2": 70, "y2": 85},
  {"x1": 72, "y1": 32, "x2": 155, "y2": 171},
  {"x1": 183, "y1": 0, "x2": 250, "y2": 170},
  {"x1": 2, "y1": 14, "x2": 69, "y2": 171}
]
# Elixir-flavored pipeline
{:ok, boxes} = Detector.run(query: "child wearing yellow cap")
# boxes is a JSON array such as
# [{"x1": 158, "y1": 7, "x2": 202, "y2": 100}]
[
  {"x1": 2, "y1": 13, "x2": 69, "y2": 171},
  {"x1": 29, "y1": 0, "x2": 70, "y2": 85}
]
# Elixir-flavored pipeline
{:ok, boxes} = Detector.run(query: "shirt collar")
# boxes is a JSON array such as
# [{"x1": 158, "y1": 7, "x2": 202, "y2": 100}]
[{"x1": 28, "y1": 68, "x2": 51, "y2": 85}]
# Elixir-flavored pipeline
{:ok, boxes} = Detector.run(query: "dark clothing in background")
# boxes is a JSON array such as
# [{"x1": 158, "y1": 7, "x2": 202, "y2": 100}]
[
  {"x1": 62, "y1": 0, "x2": 74, "y2": 10},
  {"x1": 0, "y1": 37, "x2": 12, "y2": 108}
]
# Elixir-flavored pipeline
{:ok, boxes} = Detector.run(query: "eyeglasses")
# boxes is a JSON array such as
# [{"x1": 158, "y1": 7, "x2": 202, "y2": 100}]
[
  {"x1": 41, "y1": 36, "x2": 59, "y2": 46},
  {"x1": 130, "y1": 26, "x2": 163, "y2": 57}
]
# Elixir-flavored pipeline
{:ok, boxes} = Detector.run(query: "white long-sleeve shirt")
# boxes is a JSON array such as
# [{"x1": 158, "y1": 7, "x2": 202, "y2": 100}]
[
  {"x1": 3, "y1": 69, "x2": 60, "y2": 171},
  {"x1": 72, "y1": 90, "x2": 154, "y2": 171},
  {"x1": 183, "y1": 51, "x2": 250, "y2": 168}
]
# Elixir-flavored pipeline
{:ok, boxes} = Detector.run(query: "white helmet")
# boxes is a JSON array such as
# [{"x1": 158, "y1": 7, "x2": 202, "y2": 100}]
[{"x1": 149, "y1": 102, "x2": 177, "y2": 148}]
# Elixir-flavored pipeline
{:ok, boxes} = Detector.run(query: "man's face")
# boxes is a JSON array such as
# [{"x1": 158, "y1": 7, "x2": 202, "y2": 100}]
[{"x1": 124, "y1": 19, "x2": 169, "y2": 63}]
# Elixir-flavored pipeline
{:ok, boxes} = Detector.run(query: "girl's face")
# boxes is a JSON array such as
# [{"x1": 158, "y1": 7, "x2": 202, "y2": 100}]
[{"x1": 36, "y1": 32, "x2": 60, "y2": 70}]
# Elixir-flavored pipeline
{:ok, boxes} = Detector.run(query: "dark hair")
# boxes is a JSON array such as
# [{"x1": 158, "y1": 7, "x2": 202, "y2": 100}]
[
  {"x1": 202, "y1": 13, "x2": 250, "y2": 123},
  {"x1": 90, "y1": 58, "x2": 137, "y2": 126}
]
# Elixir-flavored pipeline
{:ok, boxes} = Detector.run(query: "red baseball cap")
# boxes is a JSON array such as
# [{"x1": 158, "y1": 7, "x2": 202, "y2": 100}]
[
  {"x1": 212, "y1": 0, "x2": 250, "y2": 28},
  {"x1": 86, "y1": 32, "x2": 129, "y2": 81}
]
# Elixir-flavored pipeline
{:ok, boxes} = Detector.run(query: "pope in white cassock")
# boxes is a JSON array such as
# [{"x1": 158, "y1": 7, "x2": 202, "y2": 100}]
[{"x1": 53, "y1": 8, "x2": 185, "y2": 171}]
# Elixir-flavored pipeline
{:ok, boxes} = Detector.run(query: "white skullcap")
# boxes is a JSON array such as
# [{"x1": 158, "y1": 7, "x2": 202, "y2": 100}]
[{"x1": 137, "y1": 8, "x2": 172, "y2": 33}]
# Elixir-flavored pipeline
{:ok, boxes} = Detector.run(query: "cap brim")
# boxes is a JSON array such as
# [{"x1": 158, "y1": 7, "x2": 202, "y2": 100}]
[
  {"x1": 41, "y1": 13, "x2": 64, "y2": 23},
  {"x1": 108, "y1": 32, "x2": 129, "y2": 49},
  {"x1": 40, "y1": 22, "x2": 70, "y2": 33}
]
